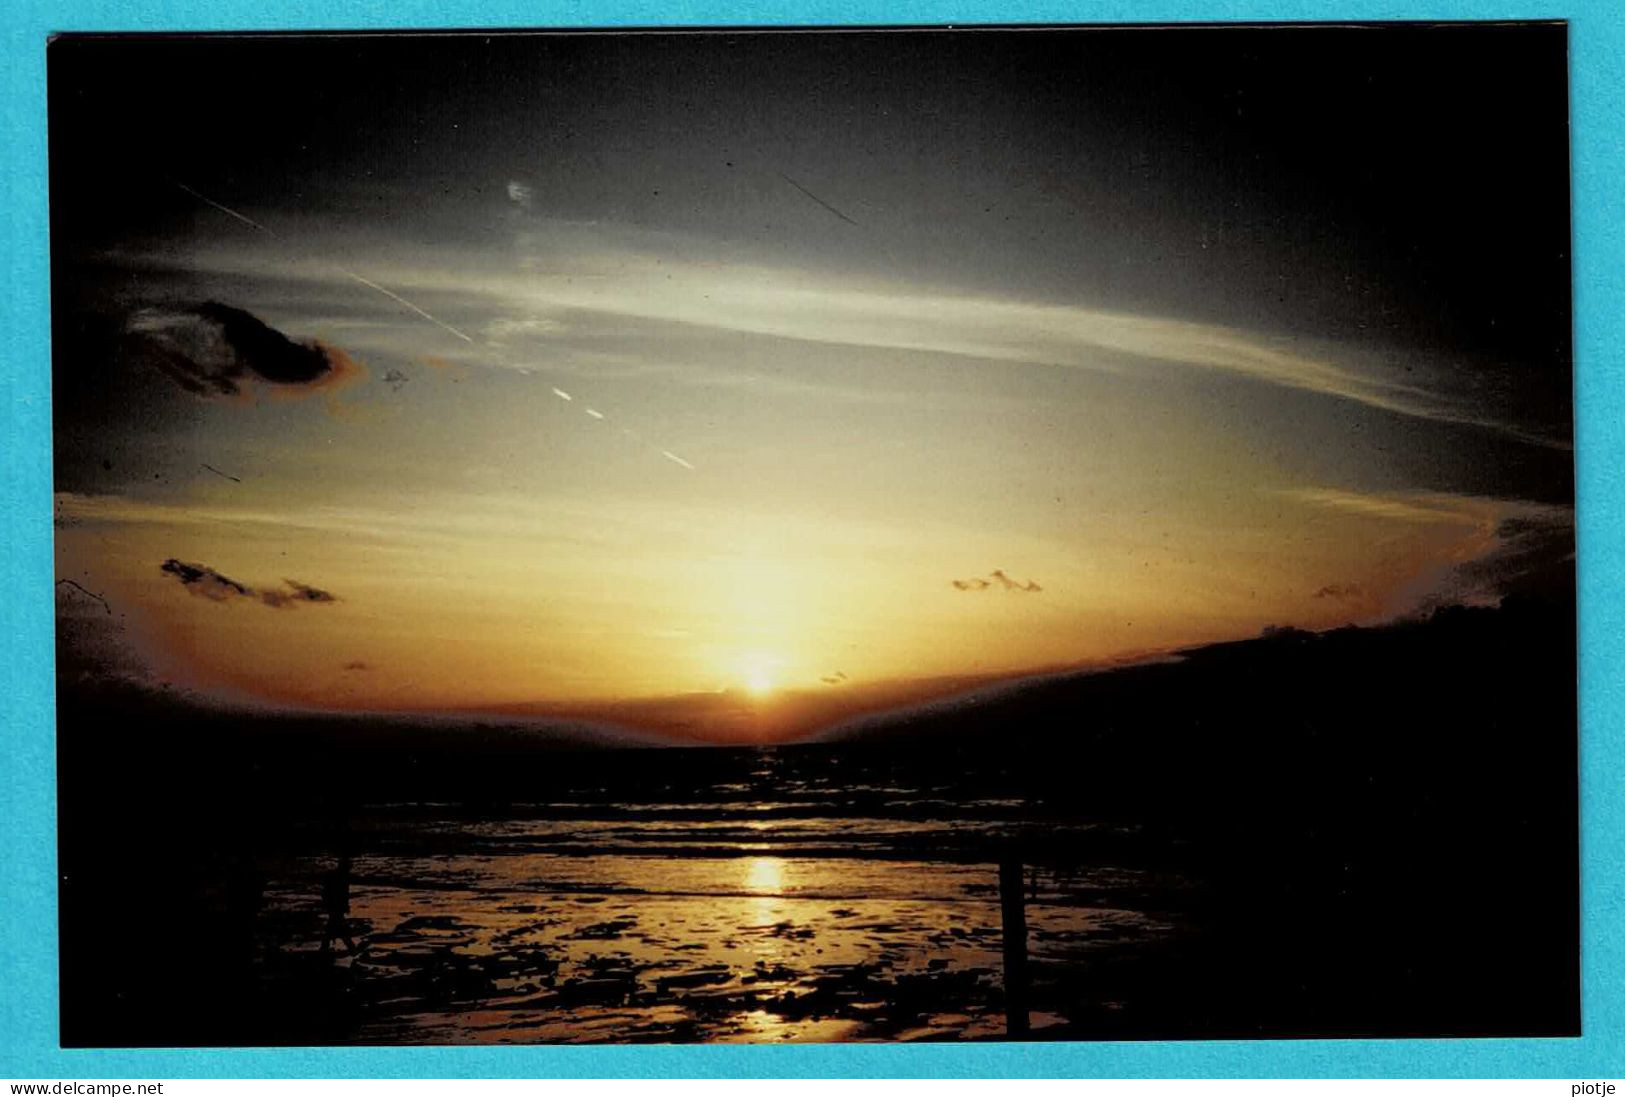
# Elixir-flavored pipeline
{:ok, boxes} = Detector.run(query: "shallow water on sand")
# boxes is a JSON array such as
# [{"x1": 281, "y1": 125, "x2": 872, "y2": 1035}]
[{"x1": 246, "y1": 756, "x2": 1186, "y2": 1043}]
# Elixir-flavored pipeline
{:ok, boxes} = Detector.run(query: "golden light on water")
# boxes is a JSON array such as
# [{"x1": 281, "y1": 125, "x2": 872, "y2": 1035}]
[
  {"x1": 743, "y1": 857, "x2": 790, "y2": 957},
  {"x1": 744, "y1": 856, "x2": 784, "y2": 895}
]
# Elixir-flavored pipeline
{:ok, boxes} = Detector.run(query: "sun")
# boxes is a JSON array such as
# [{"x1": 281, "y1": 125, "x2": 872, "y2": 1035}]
[{"x1": 733, "y1": 651, "x2": 786, "y2": 697}]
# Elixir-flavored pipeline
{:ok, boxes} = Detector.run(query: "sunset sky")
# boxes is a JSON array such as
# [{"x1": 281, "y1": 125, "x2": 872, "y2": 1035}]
[{"x1": 50, "y1": 26, "x2": 1574, "y2": 739}]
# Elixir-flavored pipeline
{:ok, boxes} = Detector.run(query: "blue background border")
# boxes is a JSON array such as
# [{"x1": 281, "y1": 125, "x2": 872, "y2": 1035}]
[{"x1": 3, "y1": 0, "x2": 1620, "y2": 1078}]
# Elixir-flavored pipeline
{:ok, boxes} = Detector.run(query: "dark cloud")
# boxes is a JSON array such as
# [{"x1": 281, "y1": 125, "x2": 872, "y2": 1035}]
[
  {"x1": 259, "y1": 579, "x2": 338, "y2": 608},
  {"x1": 124, "y1": 301, "x2": 364, "y2": 398},
  {"x1": 1372, "y1": 507, "x2": 1574, "y2": 620},
  {"x1": 954, "y1": 569, "x2": 1042, "y2": 593},
  {"x1": 160, "y1": 558, "x2": 339, "y2": 609},
  {"x1": 161, "y1": 557, "x2": 253, "y2": 601},
  {"x1": 289, "y1": 579, "x2": 337, "y2": 601},
  {"x1": 1314, "y1": 582, "x2": 1364, "y2": 600},
  {"x1": 1436, "y1": 513, "x2": 1575, "y2": 609}
]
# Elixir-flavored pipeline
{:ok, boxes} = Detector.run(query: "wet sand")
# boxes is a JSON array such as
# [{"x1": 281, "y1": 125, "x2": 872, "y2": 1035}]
[{"x1": 253, "y1": 848, "x2": 1176, "y2": 1043}]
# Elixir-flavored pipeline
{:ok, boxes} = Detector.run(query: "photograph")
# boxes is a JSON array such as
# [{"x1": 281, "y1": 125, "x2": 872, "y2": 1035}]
[{"x1": 47, "y1": 23, "x2": 1577, "y2": 1047}]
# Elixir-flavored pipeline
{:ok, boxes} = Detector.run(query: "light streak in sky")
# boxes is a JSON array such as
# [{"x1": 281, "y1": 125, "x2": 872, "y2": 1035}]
[
  {"x1": 171, "y1": 180, "x2": 280, "y2": 236},
  {"x1": 342, "y1": 272, "x2": 475, "y2": 343},
  {"x1": 170, "y1": 179, "x2": 696, "y2": 471}
]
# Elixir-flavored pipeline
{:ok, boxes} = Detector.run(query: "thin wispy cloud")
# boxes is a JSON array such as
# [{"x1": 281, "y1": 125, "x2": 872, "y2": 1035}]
[
  {"x1": 172, "y1": 232, "x2": 1565, "y2": 448},
  {"x1": 486, "y1": 317, "x2": 564, "y2": 341},
  {"x1": 1277, "y1": 487, "x2": 1574, "y2": 530}
]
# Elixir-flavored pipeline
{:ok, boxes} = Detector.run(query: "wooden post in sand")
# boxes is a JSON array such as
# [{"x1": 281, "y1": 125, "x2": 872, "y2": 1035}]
[{"x1": 999, "y1": 854, "x2": 1030, "y2": 1038}]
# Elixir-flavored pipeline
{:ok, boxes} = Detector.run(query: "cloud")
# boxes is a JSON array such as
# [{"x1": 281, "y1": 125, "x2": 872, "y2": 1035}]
[
  {"x1": 820, "y1": 671, "x2": 849, "y2": 686},
  {"x1": 160, "y1": 558, "x2": 253, "y2": 601},
  {"x1": 953, "y1": 569, "x2": 1041, "y2": 593},
  {"x1": 1427, "y1": 513, "x2": 1575, "y2": 610},
  {"x1": 486, "y1": 317, "x2": 564, "y2": 341},
  {"x1": 990, "y1": 568, "x2": 1042, "y2": 592},
  {"x1": 1278, "y1": 487, "x2": 1490, "y2": 527},
  {"x1": 485, "y1": 259, "x2": 1565, "y2": 450},
  {"x1": 160, "y1": 558, "x2": 339, "y2": 609},
  {"x1": 125, "y1": 301, "x2": 364, "y2": 398},
  {"x1": 259, "y1": 579, "x2": 339, "y2": 608},
  {"x1": 172, "y1": 239, "x2": 1565, "y2": 447},
  {"x1": 506, "y1": 181, "x2": 533, "y2": 209},
  {"x1": 1283, "y1": 487, "x2": 1573, "y2": 614},
  {"x1": 343, "y1": 660, "x2": 372, "y2": 672}
]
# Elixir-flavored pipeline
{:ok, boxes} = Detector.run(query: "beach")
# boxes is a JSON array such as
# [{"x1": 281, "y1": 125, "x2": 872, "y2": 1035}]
[{"x1": 185, "y1": 750, "x2": 1185, "y2": 1044}]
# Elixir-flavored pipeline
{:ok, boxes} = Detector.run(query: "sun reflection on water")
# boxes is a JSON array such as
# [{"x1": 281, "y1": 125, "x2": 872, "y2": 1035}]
[
  {"x1": 742, "y1": 856, "x2": 790, "y2": 955},
  {"x1": 744, "y1": 856, "x2": 784, "y2": 895}
]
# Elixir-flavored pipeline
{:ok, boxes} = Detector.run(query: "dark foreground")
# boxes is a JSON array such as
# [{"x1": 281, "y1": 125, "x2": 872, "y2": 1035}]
[{"x1": 58, "y1": 597, "x2": 1578, "y2": 1044}]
